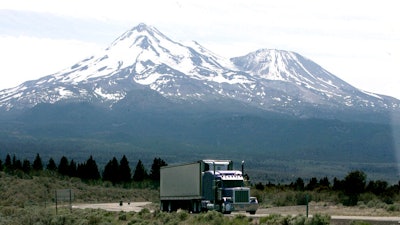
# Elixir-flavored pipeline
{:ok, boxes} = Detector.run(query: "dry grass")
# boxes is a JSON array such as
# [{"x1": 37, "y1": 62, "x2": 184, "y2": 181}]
[
  {"x1": 260, "y1": 201, "x2": 400, "y2": 217},
  {"x1": 1, "y1": 171, "x2": 399, "y2": 225},
  {"x1": 0, "y1": 171, "x2": 158, "y2": 208}
]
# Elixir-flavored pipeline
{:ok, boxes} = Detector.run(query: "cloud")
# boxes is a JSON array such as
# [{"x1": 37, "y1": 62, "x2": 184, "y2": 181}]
[{"x1": 0, "y1": 36, "x2": 102, "y2": 89}]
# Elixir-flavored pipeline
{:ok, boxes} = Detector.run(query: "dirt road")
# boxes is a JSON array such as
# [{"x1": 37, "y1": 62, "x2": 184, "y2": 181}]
[{"x1": 72, "y1": 202, "x2": 151, "y2": 212}]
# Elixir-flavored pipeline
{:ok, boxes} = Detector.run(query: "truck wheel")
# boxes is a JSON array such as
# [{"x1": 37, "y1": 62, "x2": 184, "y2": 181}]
[
  {"x1": 168, "y1": 201, "x2": 172, "y2": 212},
  {"x1": 160, "y1": 201, "x2": 164, "y2": 211},
  {"x1": 191, "y1": 201, "x2": 200, "y2": 213}
]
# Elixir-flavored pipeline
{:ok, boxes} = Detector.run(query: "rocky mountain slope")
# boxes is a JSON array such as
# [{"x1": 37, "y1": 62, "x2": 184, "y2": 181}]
[
  {"x1": 0, "y1": 23, "x2": 398, "y2": 122},
  {"x1": 0, "y1": 23, "x2": 399, "y2": 182}
]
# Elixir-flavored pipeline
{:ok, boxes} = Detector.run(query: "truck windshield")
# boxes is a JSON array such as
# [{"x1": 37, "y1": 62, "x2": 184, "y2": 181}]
[{"x1": 222, "y1": 180, "x2": 244, "y2": 188}]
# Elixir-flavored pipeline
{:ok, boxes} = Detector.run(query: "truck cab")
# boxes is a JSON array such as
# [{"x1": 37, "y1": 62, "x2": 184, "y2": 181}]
[{"x1": 201, "y1": 160, "x2": 258, "y2": 214}]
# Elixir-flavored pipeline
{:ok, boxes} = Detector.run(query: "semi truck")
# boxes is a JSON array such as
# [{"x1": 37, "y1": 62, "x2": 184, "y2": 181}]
[{"x1": 160, "y1": 159, "x2": 258, "y2": 214}]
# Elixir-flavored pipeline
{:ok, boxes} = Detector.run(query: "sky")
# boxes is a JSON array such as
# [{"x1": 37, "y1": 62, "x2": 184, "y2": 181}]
[{"x1": 0, "y1": 0, "x2": 399, "y2": 99}]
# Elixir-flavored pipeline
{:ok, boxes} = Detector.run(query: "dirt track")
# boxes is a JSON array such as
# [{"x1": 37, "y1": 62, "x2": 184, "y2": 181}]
[{"x1": 72, "y1": 202, "x2": 151, "y2": 212}]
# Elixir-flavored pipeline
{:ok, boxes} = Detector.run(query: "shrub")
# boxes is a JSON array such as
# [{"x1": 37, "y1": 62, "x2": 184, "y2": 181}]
[
  {"x1": 306, "y1": 214, "x2": 330, "y2": 225},
  {"x1": 177, "y1": 210, "x2": 188, "y2": 221},
  {"x1": 195, "y1": 211, "x2": 224, "y2": 225},
  {"x1": 119, "y1": 212, "x2": 127, "y2": 221},
  {"x1": 350, "y1": 221, "x2": 372, "y2": 225},
  {"x1": 232, "y1": 213, "x2": 250, "y2": 225},
  {"x1": 137, "y1": 207, "x2": 153, "y2": 221},
  {"x1": 291, "y1": 215, "x2": 307, "y2": 225},
  {"x1": 296, "y1": 193, "x2": 310, "y2": 205},
  {"x1": 259, "y1": 214, "x2": 288, "y2": 225},
  {"x1": 387, "y1": 203, "x2": 400, "y2": 212}
]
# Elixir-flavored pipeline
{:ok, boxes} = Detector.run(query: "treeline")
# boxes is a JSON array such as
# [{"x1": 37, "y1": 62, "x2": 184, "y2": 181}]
[
  {"x1": 255, "y1": 170, "x2": 400, "y2": 206},
  {"x1": 0, "y1": 153, "x2": 167, "y2": 184}
]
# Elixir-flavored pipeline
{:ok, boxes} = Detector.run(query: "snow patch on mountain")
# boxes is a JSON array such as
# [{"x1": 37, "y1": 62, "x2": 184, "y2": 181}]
[
  {"x1": 94, "y1": 87, "x2": 125, "y2": 101},
  {"x1": 0, "y1": 23, "x2": 399, "y2": 117}
]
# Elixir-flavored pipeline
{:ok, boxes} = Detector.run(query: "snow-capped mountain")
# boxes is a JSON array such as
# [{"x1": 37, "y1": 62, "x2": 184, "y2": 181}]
[
  {"x1": 0, "y1": 23, "x2": 399, "y2": 120},
  {"x1": 231, "y1": 50, "x2": 400, "y2": 113},
  {"x1": 1, "y1": 23, "x2": 399, "y2": 182}
]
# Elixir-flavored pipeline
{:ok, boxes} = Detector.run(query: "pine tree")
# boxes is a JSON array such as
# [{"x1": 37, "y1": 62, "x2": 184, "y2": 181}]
[
  {"x1": 88, "y1": 156, "x2": 100, "y2": 180},
  {"x1": 306, "y1": 177, "x2": 318, "y2": 190},
  {"x1": 4, "y1": 154, "x2": 11, "y2": 171},
  {"x1": 46, "y1": 157, "x2": 57, "y2": 171},
  {"x1": 119, "y1": 155, "x2": 132, "y2": 183},
  {"x1": 103, "y1": 157, "x2": 119, "y2": 184},
  {"x1": 58, "y1": 156, "x2": 69, "y2": 176},
  {"x1": 0, "y1": 159, "x2": 3, "y2": 171},
  {"x1": 32, "y1": 153, "x2": 43, "y2": 171},
  {"x1": 149, "y1": 157, "x2": 167, "y2": 181},
  {"x1": 77, "y1": 163, "x2": 85, "y2": 179},
  {"x1": 133, "y1": 160, "x2": 147, "y2": 182},
  {"x1": 69, "y1": 159, "x2": 77, "y2": 177},
  {"x1": 293, "y1": 177, "x2": 305, "y2": 191},
  {"x1": 319, "y1": 177, "x2": 330, "y2": 188},
  {"x1": 79, "y1": 156, "x2": 100, "y2": 180},
  {"x1": 13, "y1": 155, "x2": 22, "y2": 171},
  {"x1": 343, "y1": 170, "x2": 367, "y2": 206},
  {"x1": 22, "y1": 159, "x2": 31, "y2": 173}
]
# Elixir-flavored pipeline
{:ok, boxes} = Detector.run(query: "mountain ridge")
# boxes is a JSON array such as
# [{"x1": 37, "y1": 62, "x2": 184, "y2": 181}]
[
  {"x1": 0, "y1": 23, "x2": 399, "y2": 182},
  {"x1": 0, "y1": 23, "x2": 399, "y2": 121}
]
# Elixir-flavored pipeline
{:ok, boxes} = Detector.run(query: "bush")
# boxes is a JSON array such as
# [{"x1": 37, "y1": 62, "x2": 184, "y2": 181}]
[
  {"x1": 259, "y1": 214, "x2": 289, "y2": 225},
  {"x1": 307, "y1": 214, "x2": 330, "y2": 225},
  {"x1": 259, "y1": 214, "x2": 330, "y2": 225},
  {"x1": 296, "y1": 193, "x2": 310, "y2": 205},
  {"x1": 177, "y1": 210, "x2": 189, "y2": 221},
  {"x1": 194, "y1": 211, "x2": 224, "y2": 225},
  {"x1": 119, "y1": 212, "x2": 127, "y2": 221},
  {"x1": 232, "y1": 213, "x2": 252, "y2": 225},
  {"x1": 291, "y1": 215, "x2": 307, "y2": 225},
  {"x1": 387, "y1": 203, "x2": 400, "y2": 212},
  {"x1": 350, "y1": 221, "x2": 372, "y2": 225}
]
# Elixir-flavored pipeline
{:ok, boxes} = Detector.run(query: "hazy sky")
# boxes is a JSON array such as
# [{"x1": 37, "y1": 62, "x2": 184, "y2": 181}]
[{"x1": 1, "y1": 0, "x2": 399, "y2": 99}]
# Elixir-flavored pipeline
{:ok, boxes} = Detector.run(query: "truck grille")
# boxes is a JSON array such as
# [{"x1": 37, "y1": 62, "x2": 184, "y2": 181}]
[{"x1": 234, "y1": 190, "x2": 249, "y2": 203}]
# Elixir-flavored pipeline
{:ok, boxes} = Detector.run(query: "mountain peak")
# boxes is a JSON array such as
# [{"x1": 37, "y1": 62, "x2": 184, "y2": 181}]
[
  {"x1": 134, "y1": 23, "x2": 152, "y2": 32},
  {"x1": 108, "y1": 23, "x2": 166, "y2": 49},
  {"x1": 130, "y1": 23, "x2": 160, "y2": 36},
  {"x1": 0, "y1": 24, "x2": 399, "y2": 118}
]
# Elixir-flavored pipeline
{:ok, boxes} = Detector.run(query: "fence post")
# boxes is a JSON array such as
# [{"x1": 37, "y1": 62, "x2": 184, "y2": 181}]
[
  {"x1": 55, "y1": 190, "x2": 58, "y2": 215},
  {"x1": 306, "y1": 194, "x2": 309, "y2": 218}
]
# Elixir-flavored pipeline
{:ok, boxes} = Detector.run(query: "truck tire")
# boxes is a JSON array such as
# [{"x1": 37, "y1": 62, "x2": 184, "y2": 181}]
[
  {"x1": 168, "y1": 201, "x2": 172, "y2": 212},
  {"x1": 160, "y1": 200, "x2": 169, "y2": 212},
  {"x1": 191, "y1": 200, "x2": 200, "y2": 213}
]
